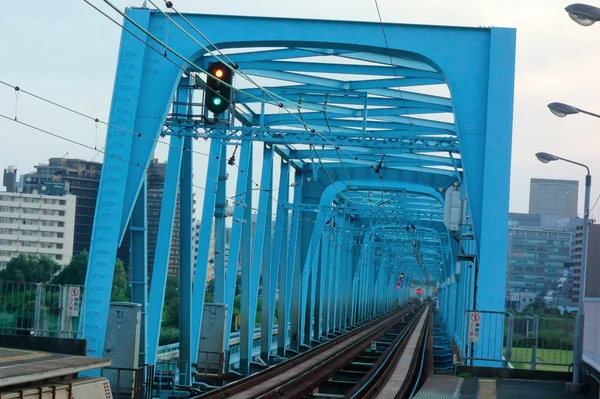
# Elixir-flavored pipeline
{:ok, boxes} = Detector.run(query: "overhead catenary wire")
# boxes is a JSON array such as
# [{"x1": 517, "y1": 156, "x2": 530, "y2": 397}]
[
  {"x1": 0, "y1": 112, "x2": 348, "y2": 247},
  {"x1": 81, "y1": 0, "x2": 441, "y2": 256},
  {"x1": 81, "y1": 0, "x2": 355, "y2": 209},
  {"x1": 96, "y1": 0, "x2": 403, "y2": 210}
]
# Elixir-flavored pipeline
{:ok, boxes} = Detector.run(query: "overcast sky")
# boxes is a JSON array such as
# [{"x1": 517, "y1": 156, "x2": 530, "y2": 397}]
[{"x1": 1, "y1": 0, "x2": 600, "y2": 219}]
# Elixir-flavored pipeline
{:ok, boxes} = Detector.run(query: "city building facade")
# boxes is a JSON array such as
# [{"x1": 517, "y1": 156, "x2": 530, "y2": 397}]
[
  {"x1": 18, "y1": 157, "x2": 185, "y2": 277},
  {"x1": 0, "y1": 192, "x2": 76, "y2": 270},
  {"x1": 529, "y1": 178, "x2": 578, "y2": 218},
  {"x1": 506, "y1": 217, "x2": 572, "y2": 310},
  {"x1": 20, "y1": 158, "x2": 102, "y2": 258}
]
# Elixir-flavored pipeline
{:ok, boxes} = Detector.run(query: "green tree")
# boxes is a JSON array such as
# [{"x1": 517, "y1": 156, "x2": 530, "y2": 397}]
[
  {"x1": 162, "y1": 277, "x2": 180, "y2": 327},
  {"x1": 0, "y1": 254, "x2": 61, "y2": 283},
  {"x1": 51, "y1": 251, "x2": 88, "y2": 285},
  {"x1": 111, "y1": 259, "x2": 129, "y2": 302},
  {"x1": 51, "y1": 251, "x2": 129, "y2": 301}
]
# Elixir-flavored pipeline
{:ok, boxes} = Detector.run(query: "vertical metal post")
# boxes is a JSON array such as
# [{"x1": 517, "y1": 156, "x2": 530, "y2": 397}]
[
  {"x1": 289, "y1": 172, "x2": 304, "y2": 351},
  {"x1": 190, "y1": 136, "x2": 223, "y2": 363},
  {"x1": 33, "y1": 284, "x2": 42, "y2": 336},
  {"x1": 260, "y1": 164, "x2": 276, "y2": 362},
  {"x1": 572, "y1": 172, "x2": 591, "y2": 384},
  {"x1": 146, "y1": 135, "x2": 183, "y2": 365},
  {"x1": 271, "y1": 159, "x2": 290, "y2": 358},
  {"x1": 130, "y1": 178, "x2": 148, "y2": 366},
  {"x1": 241, "y1": 143, "x2": 273, "y2": 373},
  {"x1": 505, "y1": 313, "x2": 514, "y2": 368},
  {"x1": 179, "y1": 135, "x2": 193, "y2": 385},
  {"x1": 223, "y1": 141, "x2": 252, "y2": 349},
  {"x1": 531, "y1": 315, "x2": 539, "y2": 371},
  {"x1": 316, "y1": 228, "x2": 328, "y2": 340},
  {"x1": 213, "y1": 145, "x2": 228, "y2": 304},
  {"x1": 238, "y1": 152, "x2": 253, "y2": 372},
  {"x1": 308, "y1": 249, "x2": 319, "y2": 344}
]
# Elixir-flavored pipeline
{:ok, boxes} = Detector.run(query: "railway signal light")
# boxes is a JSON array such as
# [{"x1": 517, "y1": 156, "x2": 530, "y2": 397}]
[
  {"x1": 416, "y1": 288, "x2": 423, "y2": 296},
  {"x1": 204, "y1": 62, "x2": 233, "y2": 115}
]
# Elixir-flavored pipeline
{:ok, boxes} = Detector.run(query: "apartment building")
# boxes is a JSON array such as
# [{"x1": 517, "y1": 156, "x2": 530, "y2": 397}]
[{"x1": 0, "y1": 192, "x2": 76, "y2": 270}]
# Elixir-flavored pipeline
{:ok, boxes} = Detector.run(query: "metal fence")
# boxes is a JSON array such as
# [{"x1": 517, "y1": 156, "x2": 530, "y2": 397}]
[
  {"x1": 0, "y1": 281, "x2": 85, "y2": 338},
  {"x1": 101, "y1": 364, "x2": 154, "y2": 399},
  {"x1": 461, "y1": 309, "x2": 575, "y2": 371}
]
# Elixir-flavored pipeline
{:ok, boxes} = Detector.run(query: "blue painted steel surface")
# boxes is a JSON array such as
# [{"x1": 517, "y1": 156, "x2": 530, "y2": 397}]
[
  {"x1": 130, "y1": 178, "x2": 148, "y2": 366},
  {"x1": 147, "y1": 135, "x2": 184, "y2": 365},
  {"x1": 84, "y1": 6, "x2": 516, "y2": 379},
  {"x1": 190, "y1": 138, "x2": 222, "y2": 362},
  {"x1": 179, "y1": 134, "x2": 194, "y2": 385}
]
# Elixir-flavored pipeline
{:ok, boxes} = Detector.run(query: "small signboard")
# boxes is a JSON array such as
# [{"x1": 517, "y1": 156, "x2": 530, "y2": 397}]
[
  {"x1": 468, "y1": 312, "x2": 481, "y2": 343},
  {"x1": 68, "y1": 286, "x2": 80, "y2": 317},
  {"x1": 371, "y1": 341, "x2": 377, "y2": 351}
]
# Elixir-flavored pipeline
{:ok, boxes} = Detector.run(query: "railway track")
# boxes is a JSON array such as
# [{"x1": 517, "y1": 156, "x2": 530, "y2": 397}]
[{"x1": 193, "y1": 304, "x2": 430, "y2": 399}]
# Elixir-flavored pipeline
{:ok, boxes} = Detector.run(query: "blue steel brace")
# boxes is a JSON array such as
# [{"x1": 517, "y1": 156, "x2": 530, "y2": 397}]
[
  {"x1": 213, "y1": 144, "x2": 228, "y2": 304},
  {"x1": 284, "y1": 171, "x2": 303, "y2": 354},
  {"x1": 260, "y1": 169, "x2": 274, "y2": 361},
  {"x1": 87, "y1": 8, "x2": 516, "y2": 374},
  {"x1": 191, "y1": 137, "x2": 222, "y2": 363},
  {"x1": 130, "y1": 178, "x2": 148, "y2": 366},
  {"x1": 241, "y1": 143, "x2": 273, "y2": 374},
  {"x1": 263, "y1": 158, "x2": 290, "y2": 361},
  {"x1": 223, "y1": 140, "x2": 252, "y2": 350},
  {"x1": 179, "y1": 135, "x2": 194, "y2": 385},
  {"x1": 146, "y1": 135, "x2": 184, "y2": 365},
  {"x1": 238, "y1": 151, "x2": 254, "y2": 371}
]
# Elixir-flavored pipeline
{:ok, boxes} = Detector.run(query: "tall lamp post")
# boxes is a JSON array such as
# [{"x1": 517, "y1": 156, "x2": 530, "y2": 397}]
[{"x1": 535, "y1": 152, "x2": 591, "y2": 387}]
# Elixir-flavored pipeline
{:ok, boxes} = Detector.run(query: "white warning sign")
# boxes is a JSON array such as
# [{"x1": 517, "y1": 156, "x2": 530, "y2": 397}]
[
  {"x1": 68, "y1": 286, "x2": 80, "y2": 317},
  {"x1": 468, "y1": 312, "x2": 481, "y2": 343}
]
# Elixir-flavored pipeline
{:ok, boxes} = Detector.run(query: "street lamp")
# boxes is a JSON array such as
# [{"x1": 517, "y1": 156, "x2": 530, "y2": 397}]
[
  {"x1": 548, "y1": 102, "x2": 600, "y2": 119},
  {"x1": 565, "y1": 3, "x2": 600, "y2": 26},
  {"x1": 535, "y1": 151, "x2": 591, "y2": 387}
]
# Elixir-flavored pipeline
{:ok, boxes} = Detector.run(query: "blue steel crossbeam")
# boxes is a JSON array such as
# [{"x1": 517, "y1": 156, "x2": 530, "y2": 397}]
[{"x1": 82, "y1": 6, "x2": 515, "y2": 381}]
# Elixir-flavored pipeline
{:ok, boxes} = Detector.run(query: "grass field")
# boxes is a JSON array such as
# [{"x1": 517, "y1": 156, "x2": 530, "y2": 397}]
[{"x1": 504, "y1": 347, "x2": 573, "y2": 371}]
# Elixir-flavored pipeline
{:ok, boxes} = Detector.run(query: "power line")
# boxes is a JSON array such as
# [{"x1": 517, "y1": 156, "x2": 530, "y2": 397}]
[
  {"x1": 0, "y1": 112, "x2": 349, "y2": 246},
  {"x1": 81, "y1": 0, "x2": 433, "y2": 249},
  {"x1": 97, "y1": 0, "x2": 398, "y2": 209}
]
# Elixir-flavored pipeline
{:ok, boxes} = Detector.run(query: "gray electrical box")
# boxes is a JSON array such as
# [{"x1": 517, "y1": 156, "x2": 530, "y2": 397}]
[
  {"x1": 103, "y1": 302, "x2": 141, "y2": 397},
  {"x1": 197, "y1": 303, "x2": 228, "y2": 374}
]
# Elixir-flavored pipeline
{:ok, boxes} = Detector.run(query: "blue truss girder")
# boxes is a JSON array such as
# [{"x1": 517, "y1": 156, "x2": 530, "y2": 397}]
[
  {"x1": 84, "y1": 8, "x2": 515, "y2": 378},
  {"x1": 164, "y1": 125, "x2": 460, "y2": 152},
  {"x1": 232, "y1": 61, "x2": 444, "y2": 79}
]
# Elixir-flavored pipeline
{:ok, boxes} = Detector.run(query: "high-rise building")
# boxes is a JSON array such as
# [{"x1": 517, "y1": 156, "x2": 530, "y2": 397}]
[
  {"x1": 21, "y1": 157, "x2": 185, "y2": 277},
  {"x1": 506, "y1": 224, "x2": 571, "y2": 301},
  {"x1": 529, "y1": 178, "x2": 578, "y2": 218},
  {"x1": 146, "y1": 159, "x2": 182, "y2": 277},
  {"x1": 0, "y1": 192, "x2": 76, "y2": 270},
  {"x1": 3, "y1": 166, "x2": 17, "y2": 193},
  {"x1": 21, "y1": 158, "x2": 102, "y2": 257}
]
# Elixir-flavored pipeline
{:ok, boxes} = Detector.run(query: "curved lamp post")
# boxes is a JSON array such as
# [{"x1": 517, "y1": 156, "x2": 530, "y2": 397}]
[
  {"x1": 548, "y1": 102, "x2": 600, "y2": 119},
  {"x1": 535, "y1": 152, "x2": 591, "y2": 386},
  {"x1": 565, "y1": 3, "x2": 600, "y2": 26}
]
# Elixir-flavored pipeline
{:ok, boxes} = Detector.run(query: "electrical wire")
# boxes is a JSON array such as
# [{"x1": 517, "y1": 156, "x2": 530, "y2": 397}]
[
  {"x1": 82, "y1": 0, "x2": 445, "y2": 257},
  {"x1": 0, "y1": 112, "x2": 348, "y2": 246},
  {"x1": 95, "y1": 0, "x2": 400, "y2": 209}
]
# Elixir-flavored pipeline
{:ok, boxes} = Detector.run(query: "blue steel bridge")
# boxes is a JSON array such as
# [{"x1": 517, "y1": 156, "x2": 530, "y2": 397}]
[{"x1": 82, "y1": 5, "x2": 516, "y2": 386}]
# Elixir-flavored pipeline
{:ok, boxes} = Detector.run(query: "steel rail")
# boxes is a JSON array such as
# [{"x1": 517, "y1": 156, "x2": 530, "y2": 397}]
[
  {"x1": 344, "y1": 306, "x2": 429, "y2": 398},
  {"x1": 193, "y1": 305, "x2": 417, "y2": 399},
  {"x1": 355, "y1": 306, "x2": 431, "y2": 399}
]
